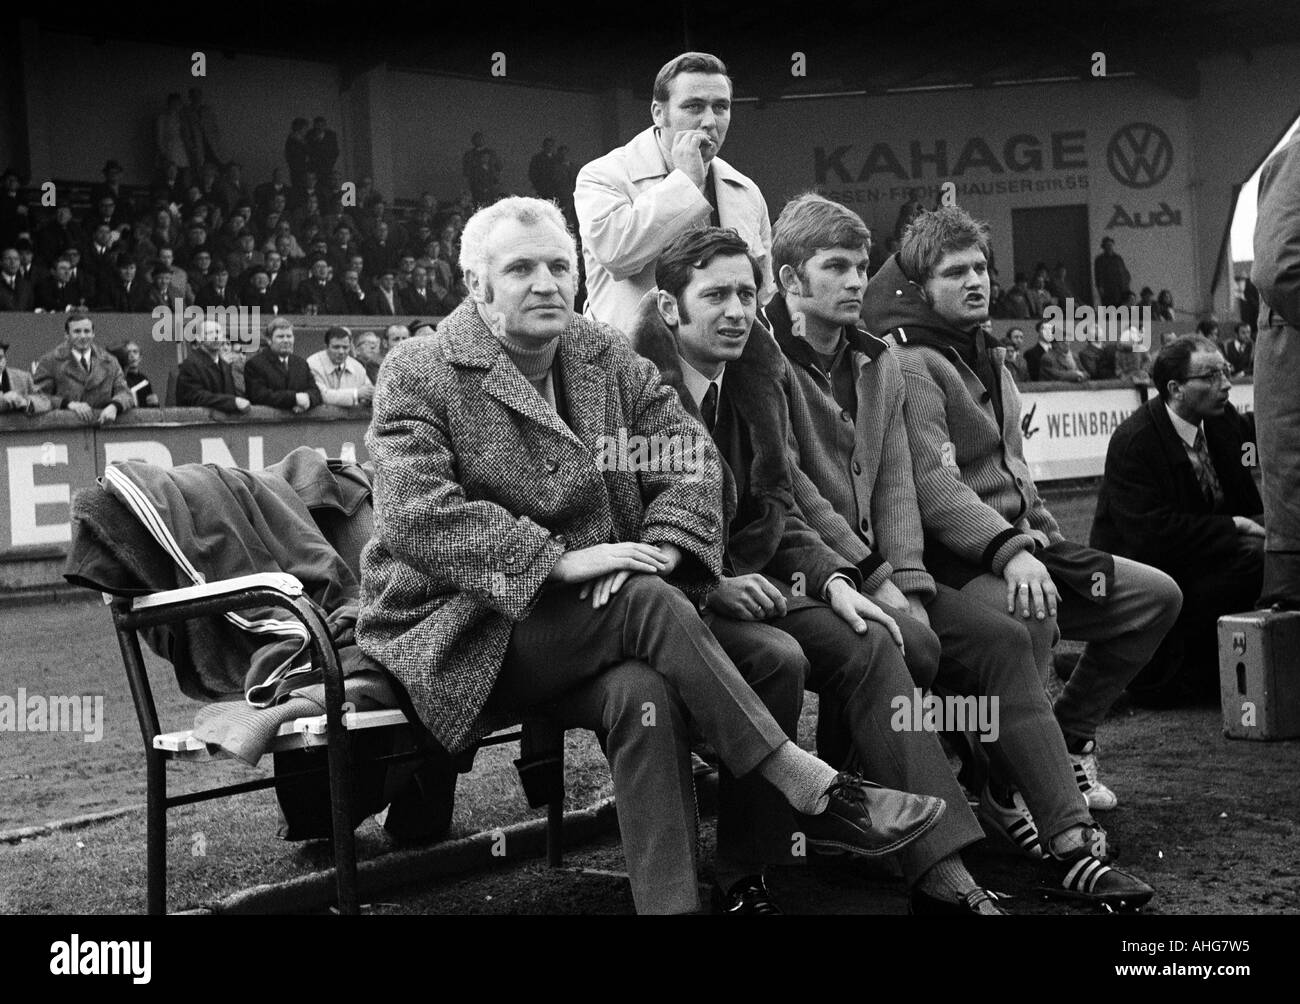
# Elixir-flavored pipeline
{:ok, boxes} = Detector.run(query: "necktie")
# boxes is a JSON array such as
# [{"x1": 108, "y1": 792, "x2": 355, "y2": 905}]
[
  {"x1": 701, "y1": 382, "x2": 718, "y2": 433},
  {"x1": 1189, "y1": 430, "x2": 1224, "y2": 508},
  {"x1": 80, "y1": 355, "x2": 90, "y2": 373}
]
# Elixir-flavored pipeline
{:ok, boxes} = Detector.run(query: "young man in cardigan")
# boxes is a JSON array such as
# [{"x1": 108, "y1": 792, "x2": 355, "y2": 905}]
[
  {"x1": 762, "y1": 195, "x2": 1155, "y2": 908},
  {"x1": 864, "y1": 204, "x2": 1180, "y2": 834}
]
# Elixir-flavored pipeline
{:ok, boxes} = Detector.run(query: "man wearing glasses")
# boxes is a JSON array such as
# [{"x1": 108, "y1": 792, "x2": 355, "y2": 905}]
[{"x1": 1092, "y1": 336, "x2": 1263, "y2": 706}]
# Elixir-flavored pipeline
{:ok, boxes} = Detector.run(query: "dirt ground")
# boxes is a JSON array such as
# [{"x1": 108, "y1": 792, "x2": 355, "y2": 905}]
[{"x1": 2, "y1": 485, "x2": 1298, "y2": 914}]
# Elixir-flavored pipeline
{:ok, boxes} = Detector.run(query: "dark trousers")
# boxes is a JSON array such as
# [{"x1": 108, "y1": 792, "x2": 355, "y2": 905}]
[
  {"x1": 702, "y1": 615, "x2": 808, "y2": 870},
  {"x1": 1132, "y1": 536, "x2": 1264, "y2": 704},
  {"x1": 713, "y1": 601, "x2": 984, "y2": 884},
  {"x1": 813, "y1": 586, "x2": 1090, "y2": 850},
  {"x1": 955, "y1": 556, "x2": 1182, "y2": 742},
  {"x1": 486, "y1": 575, "x2": 789, "y2": 914},
  {"x1": 920, "y1": 584, "x2": 1090, "y2": 845}
]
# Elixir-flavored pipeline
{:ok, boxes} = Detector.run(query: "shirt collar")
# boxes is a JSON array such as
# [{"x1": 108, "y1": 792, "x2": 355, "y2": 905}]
[
  {"x1": 676, "y1": 353, "x2": 723, "y2": 409},
  {"x1": 1164, "y1": 401, "x2": 1203, "y2": 448}
]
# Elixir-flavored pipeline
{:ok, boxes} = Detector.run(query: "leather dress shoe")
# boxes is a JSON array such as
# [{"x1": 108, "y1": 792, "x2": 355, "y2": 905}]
[
  {"x1": 909, "y1": 886, "x2": 1007, "y2": 915},
  {"x1": 711, "y1": 874, "x2": 782, "y2": 915},
  {"x1": 796, "y1": 772, "x2": 946, "y2": 858}
]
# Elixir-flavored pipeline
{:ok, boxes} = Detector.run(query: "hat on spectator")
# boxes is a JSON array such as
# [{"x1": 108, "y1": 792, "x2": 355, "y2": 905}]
[
  {"x1": 15, "y1": 238, "x2": 33, "y2": 253},
  {"x1": 103, "y1": 159, "x2": 123, "y2": 175},
  {"x1": 377, "y1": 266, "x2": 397, "y2": 278},
  {"x1": 151, "y1": 264, "x2": 172, "y2": 279},
  {"x1": 245, "y1": 266, "x2": 269, "y2": 279},
  {"x1": 211, "y1": 261, "x2": 229, "y2": 275}
]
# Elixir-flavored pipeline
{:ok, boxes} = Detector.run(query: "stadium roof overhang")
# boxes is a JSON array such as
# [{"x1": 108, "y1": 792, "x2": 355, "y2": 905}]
[{"x1": 27, "y1": 0, "x2": 1300, "y2": 100}]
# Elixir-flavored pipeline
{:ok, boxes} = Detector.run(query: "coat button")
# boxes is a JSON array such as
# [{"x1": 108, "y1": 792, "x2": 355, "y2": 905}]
[
  {"x1": 860, "y1": 517, "x2": 870, "y2": 533},
  {"x1": 554, "y1": 534, "x2": 567, "y2": 546},
  {"x1": 852, "y1": 460, "x2": 862, "y2": 476},
  {"x1": 544, "y1": 459, "x2": 558, "y2": 473},
  {"x1": 840, "y1": 409, "x2": 852, "y2": 423},
  {"x1": 504, "y1": 552, "x2": 518, "y2": 565}
]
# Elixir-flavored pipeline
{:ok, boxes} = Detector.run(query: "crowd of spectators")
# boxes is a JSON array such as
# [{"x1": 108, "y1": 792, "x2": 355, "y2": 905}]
[
  {"x1": 0, "y1": 308, "x2": 428, "y2": 423},
  {"x1": 0, "y1": 103, "x2": 491, "y2": 328}
]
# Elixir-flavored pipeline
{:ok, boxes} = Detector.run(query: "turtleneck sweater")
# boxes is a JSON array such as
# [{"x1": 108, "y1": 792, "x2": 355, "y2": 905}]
[{"x1": 493, "y1": 326, "x2": 561, "y2": 409}]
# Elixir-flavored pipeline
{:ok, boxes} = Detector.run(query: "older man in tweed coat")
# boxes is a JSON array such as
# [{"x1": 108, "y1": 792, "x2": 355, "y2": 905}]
[{"x1": 357, "y1": 197, "x2": 942, "y2": 914}]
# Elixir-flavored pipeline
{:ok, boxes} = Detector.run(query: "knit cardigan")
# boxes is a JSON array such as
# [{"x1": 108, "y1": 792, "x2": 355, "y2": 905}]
[{"x1": 863, "y1": 255, "x2": 1063, "y2": 576}]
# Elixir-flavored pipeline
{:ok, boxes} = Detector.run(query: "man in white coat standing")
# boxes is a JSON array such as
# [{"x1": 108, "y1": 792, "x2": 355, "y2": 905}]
[{"x1": 575, "y1": 51, "x2": 774, "y2": 334}]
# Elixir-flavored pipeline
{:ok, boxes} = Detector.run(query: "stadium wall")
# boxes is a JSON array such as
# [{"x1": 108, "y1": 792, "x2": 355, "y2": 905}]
[
  {"x1": 23, "y1": 28, "x2": 347, "y2": 191},
  {"x1": 0, "y1": 378, "x2": 1254, "y2": 589}
]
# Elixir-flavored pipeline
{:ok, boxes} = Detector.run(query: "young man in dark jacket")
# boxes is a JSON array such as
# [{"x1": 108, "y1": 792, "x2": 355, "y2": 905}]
[
  {"x1": 863, "y1": 205, "x2": 1180, "y2": 822},
  {"x1": 761, "y1": 196, "x2": 1152, "y2": 908}
]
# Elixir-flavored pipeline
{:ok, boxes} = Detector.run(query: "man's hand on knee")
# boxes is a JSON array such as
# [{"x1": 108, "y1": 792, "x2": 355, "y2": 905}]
[
  {"x1": 826, "y1": 578, "x2": 905, "y2": 652},
  {"x1": 1003, "y1": 549, "x2": 1060, "y2": 620}
]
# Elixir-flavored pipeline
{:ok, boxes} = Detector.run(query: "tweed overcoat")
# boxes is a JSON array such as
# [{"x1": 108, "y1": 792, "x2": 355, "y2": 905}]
[{"x1": 356, "y1": 300, "x2": 727, "y2": 753}]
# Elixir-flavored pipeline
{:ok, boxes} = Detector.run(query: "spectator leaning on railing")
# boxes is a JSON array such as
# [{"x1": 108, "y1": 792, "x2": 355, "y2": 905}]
[
  {"x1": 33, "y1": 311, "x2": 134, "y2": 424},
  {"x1": 175, "y1": 319, "x2": 251, "y2": 413},
  {"x1": 1038, "y1": 329, "x2": 1088, "y2": 383},
  {"x1": 353, "y1": 330, "x2": 383, "y2": 384},
  {"x1": 307, "y1": 325, "x2": 374, "y2": 407},
  {"x1": 109, "y1": 340, "x2": 159, "y2": 407},
  {"x1": 243, "y1": 316, "x2": 321, "y2": 413},
  {"x1": 0, "y1": 341, "x2": 52, "y2": 416}
]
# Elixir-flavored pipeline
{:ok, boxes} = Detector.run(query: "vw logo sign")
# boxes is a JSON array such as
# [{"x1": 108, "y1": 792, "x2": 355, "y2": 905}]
[{"x1": 1107, "y1": 122, "x2": 1174, "y2": 189}]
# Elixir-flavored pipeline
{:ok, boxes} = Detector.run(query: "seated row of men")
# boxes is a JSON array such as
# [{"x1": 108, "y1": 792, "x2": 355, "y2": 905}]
[
  {"x1": 351, "y1": 190, "x2": 1202, "y2": 915},
  {"x1": 0, "y1": 238, "x2": 464, "y2": 318},
  {"x1": 0, "y1": 313, "x2": 431, "y2": 420},
  {"x1": 1003, "y1": 317, "x2": 1257, "y2": 385}
]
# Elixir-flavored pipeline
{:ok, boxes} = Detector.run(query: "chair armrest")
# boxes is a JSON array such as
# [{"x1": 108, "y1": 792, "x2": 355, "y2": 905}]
[{"x1": 130, "y1": 572, "x2": 304, "y2": 611}]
